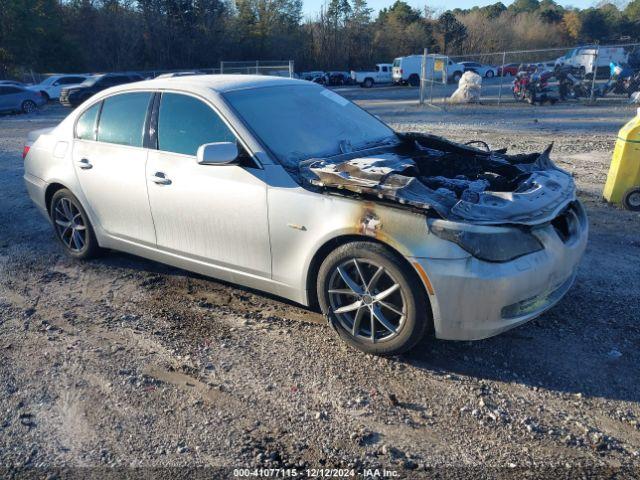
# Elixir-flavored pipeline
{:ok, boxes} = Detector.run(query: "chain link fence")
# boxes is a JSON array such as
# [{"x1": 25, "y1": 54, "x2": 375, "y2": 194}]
[
  {"x1": 219, "y1": 60, "x2": 295, "y2": 78},
  {"x1": 418, "y1": 43, "x2": 640, "y2": 107},
  {"x1": 21, "y1": 60, "x2": 294, "y2": 85}
]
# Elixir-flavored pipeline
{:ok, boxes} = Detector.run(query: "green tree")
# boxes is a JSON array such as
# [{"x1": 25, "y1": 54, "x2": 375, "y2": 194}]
[
  {"x1": 480, "y1": 2, "x2": 507, "y2": 18},
  {"x1": 509, "y1": 0, "x2": 540, "y2": 14},
  {"x1": 436, "y1": 12, "x2": 467, "y2": 53},
  {"x1": 626, "y1": 0, "x2": 640, "y2": 21},
  {"x1": 580, "y1": 8, "x2": 609, "y2": 41}
]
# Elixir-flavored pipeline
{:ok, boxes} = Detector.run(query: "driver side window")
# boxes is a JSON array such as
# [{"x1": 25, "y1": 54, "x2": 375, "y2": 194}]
[{"x1": 157, "y1": 93, "x2": 237, "y2": 157}]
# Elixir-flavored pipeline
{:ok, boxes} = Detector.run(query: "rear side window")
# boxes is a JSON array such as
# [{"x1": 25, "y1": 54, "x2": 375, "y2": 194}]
[
  {"x1": 59, "y1": 76, "x2": 85, "y2": 85},
  {"x1": 97, "y1": 92, "x2": 151, "y2": 147},
  {"x1": 157, "y1": 93, "x2": 236, "y2": 156},
  {"x1": 76, "y1": 102, "x2": 101, "y2": 140}
]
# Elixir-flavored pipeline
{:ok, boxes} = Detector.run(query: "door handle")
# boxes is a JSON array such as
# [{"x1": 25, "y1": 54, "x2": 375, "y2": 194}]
[
  {"x1": 150, "y1": 172, "x2": 172, "y2": 185},
  {"x1": 77, "y1": 158, "x2": 92, "y2": 169}
]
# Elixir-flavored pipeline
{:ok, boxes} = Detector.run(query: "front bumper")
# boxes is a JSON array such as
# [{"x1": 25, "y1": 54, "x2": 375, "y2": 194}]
[{"x1": 413, "y1": 202, "x2": 588, "y2": 341}]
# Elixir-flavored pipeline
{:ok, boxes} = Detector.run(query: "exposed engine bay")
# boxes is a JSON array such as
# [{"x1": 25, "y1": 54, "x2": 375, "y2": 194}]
[{"x1": 299, "y1": 132, "x2": 576, "y2": 225}]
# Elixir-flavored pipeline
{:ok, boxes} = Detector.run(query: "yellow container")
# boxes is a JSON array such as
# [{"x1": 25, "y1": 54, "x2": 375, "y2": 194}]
[{"x1": 603, "y1": 108, "x2": 640, "y2": 208}]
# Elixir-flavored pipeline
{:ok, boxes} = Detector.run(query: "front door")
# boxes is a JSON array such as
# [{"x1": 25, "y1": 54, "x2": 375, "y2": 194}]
[
  {"x1": 145, "y1": 92, "x2": 271, "y2": 278},
  {"x1": 72, "y1": 92, "x2": 156, "y2": 245}
]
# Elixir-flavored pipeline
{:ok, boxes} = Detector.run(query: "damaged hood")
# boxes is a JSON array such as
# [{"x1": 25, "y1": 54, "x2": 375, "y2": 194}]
[{"x1": 299, "y1": 133, "x2": 576, "y2": 225}]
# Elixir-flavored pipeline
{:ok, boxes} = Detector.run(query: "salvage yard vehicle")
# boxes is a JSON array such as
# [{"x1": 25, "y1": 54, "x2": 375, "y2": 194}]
[
  {"x1": 393, "y1": 55, "x2": 465, "y2": 85},
  {"x1": 555, "y1": 46, "x2": 628, "y2": 76},
  {"x1": 0, "y1": 85, "x2": 46, "y2": 114},
  {"x1": 59, "y1": 73, "x2": 144, "y2": 107},
  {"x1": 23, "y1": 75, "x2": 588, "y2": 355},
  {"x1": 459, "y1": 61, "x2": 497, "y2": 78},
  {"x1": 325, "y1": 71, "x2": 352, "y2": 86},
  {"x1": 351, "y1": 64, "x2": 393, "y2": 88},
  {"x1": 28, "y1": 74, "x2": 89, "y2": 101},
  {"x1": 498, "y1": 64, "x2": 519, "y2": 77}
]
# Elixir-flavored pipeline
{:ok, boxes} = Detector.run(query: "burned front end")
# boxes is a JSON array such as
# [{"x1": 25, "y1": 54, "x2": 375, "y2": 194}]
[
  {"x1": 300, "y1": 132, "x2": 576, "y2": 226},
  {"x1": 298, "y1": 132, "x2": 588, "y2": 340}
]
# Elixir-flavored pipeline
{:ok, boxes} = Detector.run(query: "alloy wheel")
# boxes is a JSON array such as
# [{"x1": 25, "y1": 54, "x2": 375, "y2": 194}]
[
  {"x1": 53, "y1": 197, "x2": 87, "y2": 252},
  {"x1": 22, "y1": 100, "x2": 36, "y2": 114},
  {"x1": 328, "y1": 258, "x2": 406, "y2": 343}
]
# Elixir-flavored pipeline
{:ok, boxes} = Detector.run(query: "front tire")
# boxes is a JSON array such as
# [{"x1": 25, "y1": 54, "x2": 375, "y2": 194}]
[
  {"x1": 50, "y1": 189, "x2": 102, "y2": 259},
  {"x1": 362, "y1": 78, "x2": 374, "y2": 88},
  {"x1": 485, "y1": 70, "x2": 494, "y2": 78},
  {"x1": 317, "y1": 242, "x2": 429, "y2": 356}
]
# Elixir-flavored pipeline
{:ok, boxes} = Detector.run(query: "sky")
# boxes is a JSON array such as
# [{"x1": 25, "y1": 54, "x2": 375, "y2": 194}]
[{"x1": 301, "y1": 0, "x2": 598, "y2": 17}]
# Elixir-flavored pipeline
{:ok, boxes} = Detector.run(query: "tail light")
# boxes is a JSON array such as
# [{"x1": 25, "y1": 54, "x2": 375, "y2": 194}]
[
  {"x1": 22, "y1": 145, "x2": 30, "y2": 160},
  {"x1": 400, "y1": 69, "x2": 403, "y2": 74}
]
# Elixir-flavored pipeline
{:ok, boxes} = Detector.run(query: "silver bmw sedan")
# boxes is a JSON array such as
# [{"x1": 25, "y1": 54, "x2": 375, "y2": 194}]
[{"x1": 23, "y1": 75, "x2": 588, "y2": 355}]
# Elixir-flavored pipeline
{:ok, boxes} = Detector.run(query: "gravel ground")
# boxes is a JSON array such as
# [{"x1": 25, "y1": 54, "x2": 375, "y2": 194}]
[{"x1": 1, "y1": 100, "x2": 639, "y2": 479}]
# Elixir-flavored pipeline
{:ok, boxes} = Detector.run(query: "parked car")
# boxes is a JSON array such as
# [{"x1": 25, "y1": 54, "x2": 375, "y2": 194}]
[
  {"x1": 351, "y1": 63, "x2": 393, "y2": 88},
  {"x1": 0, "y1": 80, "x2": 29, "y2": 88},
  {"x1": 155, "y1": 71, "x2": 205, "y2": 79},
  {"x1": 28, "y1": 74, "x2": 89, "y2": 101},
  {"x1": 555, "y1": 46, "x2": 628, "y2": 76},
  {"x1": 0, "y1": 85, "x2": 46, "y2": 114},
  {"x1": 392, "y1": 55, "x2": 465, "y2": 85},
  {"x1": 23, "y1": 75, "x2": 587, "y2": 355},
  {"x1": 323, "y1": 71, "x2": 352, "y2": 86},
  {"x1": 59, "y1": 73, "x2": 144, "y2": 107},
  {"x1": 459, "y1": 61, "x2": 497, "y2": 78},
  {"x1": 300, "y1": 71, "x2": 325, "y2": 81},
  {"x1": 497, "y1": 64, "x2": 520, "y2": 77}
]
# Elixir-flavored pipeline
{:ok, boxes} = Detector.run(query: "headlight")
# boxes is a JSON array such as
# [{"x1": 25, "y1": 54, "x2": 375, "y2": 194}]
[{"x1": 430, "y1": 221, "x2": 543, "y2": 262}]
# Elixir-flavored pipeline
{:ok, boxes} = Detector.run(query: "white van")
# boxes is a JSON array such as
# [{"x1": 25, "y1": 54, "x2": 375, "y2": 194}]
[
  {"x1": 555, "y1": 46, "x2": 629, "y2": 75},
  {"x1": 392, "y1": 55, "x2": 465, "y2": 85}
]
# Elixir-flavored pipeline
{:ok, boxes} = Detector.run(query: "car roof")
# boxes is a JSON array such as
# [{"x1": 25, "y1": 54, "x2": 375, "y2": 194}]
[{"x1": 106, "y1": 74, "x2": 307, "y2": 94}]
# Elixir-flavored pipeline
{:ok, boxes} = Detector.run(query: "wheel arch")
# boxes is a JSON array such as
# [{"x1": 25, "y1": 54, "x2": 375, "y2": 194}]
[
  {"x1": 45, "y1": 182, "x2": 68, "y2": 214},
  {"x1": 304, "y1": 234, "x2": 434, "y2": 328}
]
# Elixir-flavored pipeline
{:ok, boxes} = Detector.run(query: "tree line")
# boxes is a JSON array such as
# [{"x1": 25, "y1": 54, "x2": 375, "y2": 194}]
[{"x1": 1, "y1": 0, "x2": 639, "y2": 79}]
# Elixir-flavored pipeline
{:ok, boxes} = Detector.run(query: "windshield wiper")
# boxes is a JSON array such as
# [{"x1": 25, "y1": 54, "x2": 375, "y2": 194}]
[{"x1": 352, "y1": 136, "x2": 400, "y2": 152}]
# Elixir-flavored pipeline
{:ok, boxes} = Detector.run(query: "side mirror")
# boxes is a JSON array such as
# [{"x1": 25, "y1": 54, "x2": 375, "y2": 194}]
[{"x1": 196, "y1": 142, "x2": 238, "y2": 165}]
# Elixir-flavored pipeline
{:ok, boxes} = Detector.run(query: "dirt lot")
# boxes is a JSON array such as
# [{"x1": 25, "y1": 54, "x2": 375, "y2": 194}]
[{"x1": 1, "y1": 96, "x2": 639, "y2": 479}]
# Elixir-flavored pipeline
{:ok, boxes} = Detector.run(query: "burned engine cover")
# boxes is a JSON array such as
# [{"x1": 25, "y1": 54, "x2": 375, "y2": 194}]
[{"x1": 299, "y1": 133, "x2": 576, "y2": 225}]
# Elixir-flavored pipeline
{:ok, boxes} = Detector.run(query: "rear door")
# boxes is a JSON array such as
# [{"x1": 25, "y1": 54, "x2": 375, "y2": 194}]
[
  {"x1": 0, "y1": 87, "x2": 11, "y2": 110},
  {"x1": 72, "y1": 92, "x2": 156, "y2": 245},
  {"x1": 0, "y1": 86, "x2": 22, "y2": 110}
]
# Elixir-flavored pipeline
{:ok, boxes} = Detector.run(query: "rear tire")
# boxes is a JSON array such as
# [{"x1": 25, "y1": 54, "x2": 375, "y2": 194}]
[
  {"x1": 363, "y1": 78, "x2": 374, "y2": 88},
  {"x1": 451, "y1": 71, "x2": 462, "y2": 83},
  {"x1": 21, "y1": 100, "x2": 37, "y2": 114},
  {"x1": 50, "y1": 189, "x2": 102, "y2": 259},
  {"x1": 408, "y1": 74, "x2": 420, "y2": 87},
  {"x1": 485, "y1": 70, "x2": 494, "y2": 78},
  {"x1": 317, "y1": 241, "x2": 429, "y2": 356}
]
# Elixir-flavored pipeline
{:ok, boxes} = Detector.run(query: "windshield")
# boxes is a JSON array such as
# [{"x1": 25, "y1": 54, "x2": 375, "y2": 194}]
[
  {"x1": 80, "y1": 75, "x2": 100, "y2": 87},
  {"x1": 224, "y1": 85, "x2": 397, "y2": 168},
  {"x1": 39, "y1": 76, "x2": 57, "y2": 86}
]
